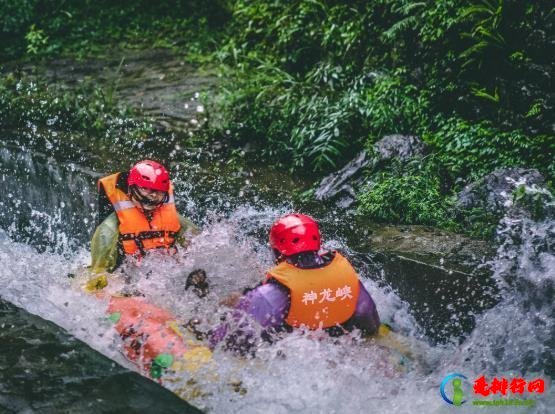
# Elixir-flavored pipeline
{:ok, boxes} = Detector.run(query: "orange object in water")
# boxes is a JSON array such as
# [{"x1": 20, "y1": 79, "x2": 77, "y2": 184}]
[{"x1": 107, "y1": 296, "x2": 187, "y2": 378}]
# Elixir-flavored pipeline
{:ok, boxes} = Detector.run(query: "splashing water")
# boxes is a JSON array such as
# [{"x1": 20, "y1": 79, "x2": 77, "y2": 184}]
[{"x1": 0, "y1": 137, "x2": 553, "y2": 413}]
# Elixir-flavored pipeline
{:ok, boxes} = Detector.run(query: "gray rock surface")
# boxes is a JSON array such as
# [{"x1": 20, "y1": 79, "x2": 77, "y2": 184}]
[
  {"x1": 456, "y1": 168, "x2": 546, "y2": 215},
  {"x1": 314, "y1": 135, "x2": 427, "y2": 206},
  {"x1": 0, "y1": 299, "x2": 200, "y2": 413},
  {"x1": 372, "y1": 134, "x2": 427, "y2": 165},
  {"x1": 314, "y1": 151, "x2": 368, "y2": 204},
  {"x1": 15, "y1": 49, "x2": 217, "y2": 133},
  {"x1": 344, "y1": 221, "x2": 497, "y2": 342}
]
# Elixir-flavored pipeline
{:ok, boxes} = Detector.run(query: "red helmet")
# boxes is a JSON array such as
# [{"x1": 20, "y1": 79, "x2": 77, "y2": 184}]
[
  {"x1": 128, "y1": 160, "x2": 170, "y2": 192},
  {"x1": 269, "y1": 213, "x2": 321, "y2": 256}
]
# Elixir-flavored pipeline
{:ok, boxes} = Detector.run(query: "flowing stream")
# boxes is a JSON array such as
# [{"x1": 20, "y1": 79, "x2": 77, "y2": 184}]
[{"x1": 0, "y1": 59, "x2": 553, "y2": 412}]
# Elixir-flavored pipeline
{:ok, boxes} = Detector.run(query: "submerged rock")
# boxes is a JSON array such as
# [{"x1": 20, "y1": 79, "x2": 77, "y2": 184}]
[
  {"x1": 360, "y1": 223, "x2": 495, "y2": 273},
  {"x1": 456, "y1": 168, "x2": 546, "y2": 216},
  {"x1": 340, "y1": 221, "x2": 497, "y2": 342}
]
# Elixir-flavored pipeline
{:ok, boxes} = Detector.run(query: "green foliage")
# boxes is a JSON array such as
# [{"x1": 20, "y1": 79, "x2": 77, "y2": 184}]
[
  {"x1": 216, "y1": 66, "x2": 431, "y2": 172},
  {"x1": 457, "y1": 207, "x2": 498, "y2": 239},
  {"x1": 0, "y1": 0, "x2": 231, "y2": 60},
  {"x1": 425, "y1": 116, "x2": 555, "y2": 183},
  {"x1": 0, "y1": 0, "x2": 37, "y2": 57},
  {"x1": 25, "y1": 24, "x2": 48, "y2": 55},
  {"x1": 1, "y1": 0, "x2": 552, "y2": 233},
  {"x1": 213, "y1": 0, "x2": 553, "y2": 177},
  {"x1": 357, "y1": 158, "x2": 458, "y2": 229},
  {"x1": 512, "y1": 184, "x2": 555, "y2": 222},
  {"x1": 0, "y1": 73, "x2": 154, "y2": 140},
  {"x1": 378, "y1": 0, "x2": 553, "y2": 134},
  {"x1": 224, "y1": 1, "x2": 381, "y2": 76},
  {"x1": 359, "y1": 71, "x2": 432, "y2": 143},
  {"x1": 459, "y1": 0, "x2": 505, "y2": 69}
]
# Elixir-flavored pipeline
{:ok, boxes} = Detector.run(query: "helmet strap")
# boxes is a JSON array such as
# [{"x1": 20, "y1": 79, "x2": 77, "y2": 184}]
[
  {"x1": 272, "y1": 248, "x2": 285, "y2": 263},
  {"x1": 129, "y1": 186, "x2": 168, "y2": 209}
]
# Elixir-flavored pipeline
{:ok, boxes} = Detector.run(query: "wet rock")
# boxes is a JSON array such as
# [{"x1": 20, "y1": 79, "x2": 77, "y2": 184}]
[
  {"x1": 0, "y1": 299, "x2": 201, "y2": 413},
  {"x1": 314, "y1": 151, "x2": 368, "y2": 205},
  {"x1": 314, "y1": 135, "x2": 427, "y2": 207},
  {"x1": 456, "y1": 168, "x2": 546, "y2": 216},
  {"x1": 374, "y1": 249, "x2": 498, "y2": 342},
  {"x1": 347, "y1": 223, "x2": 498, "y2": 342},
  {"x1": 360, "y1": 223, "x2": 495, "y2": 273},
  {"x1": 372, "y1": 134, "x2": 427, "y2": 166},
  {"x1": 11, "y1": 49, "x2": 218, "y2": 133}
]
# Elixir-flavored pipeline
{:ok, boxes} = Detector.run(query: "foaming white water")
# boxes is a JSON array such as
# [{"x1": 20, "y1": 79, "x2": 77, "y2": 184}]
[
  {"x1": 0, "y1": 144, "x2": 97, "y2": 253},
  {"x1": 456, "y1": 215, "x2": 554, "y2": 375},
  {"x1": 0, "y1": 231, "x2": 128, "y2": 368},
  {"x1": 110, "y1": 203, "x2": 553, "y2": 413},
  {"x1": 0, "y1": 144, "x2": 553, "y2": 412},
  {"x1": 199, "y1": 333, "x2": 441, "y2": 414},
  {"x1": 435, "y1": 188, "x2": 555, "y2": 413},
  {"x1": 0, "y1": 204, "x2": 440, "y2": 412}
]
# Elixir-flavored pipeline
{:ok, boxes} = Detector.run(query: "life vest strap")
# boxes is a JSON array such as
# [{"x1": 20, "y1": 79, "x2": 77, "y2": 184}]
[
  {"x1": 119, "y1": 231, "x2": 178, "y2": 256},
  {"x1": 120, "y1": 231, "x2": 177, "y2": 240}
]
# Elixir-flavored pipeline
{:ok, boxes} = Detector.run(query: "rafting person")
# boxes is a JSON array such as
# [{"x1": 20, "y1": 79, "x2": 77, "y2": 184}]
[
  {"x1": 75, "y1": 160, "x2": 212, "y2": 382},
  {"x1": 84, "y1": 160, "x2": 199, "y2": 292},
  {"x1": 210, "y1": 213, "x2": 381, "y2": 354}
]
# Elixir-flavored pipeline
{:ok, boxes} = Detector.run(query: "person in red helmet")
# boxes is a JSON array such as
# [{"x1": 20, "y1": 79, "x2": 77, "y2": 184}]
[
  {"x1": 209, "y1": 213, "x2": 380, "y2": 354},
  {"x1": 265, "y1": 213, "x2": 373, "y2": 331},
  {"x1": 85, "y1": 160, "x2": 199, "y2": 289}
]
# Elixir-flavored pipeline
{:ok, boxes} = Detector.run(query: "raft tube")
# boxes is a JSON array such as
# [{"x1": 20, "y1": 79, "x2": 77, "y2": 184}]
[{"x1": 107, "y1": 296, "x2": 210, "y2": 379}]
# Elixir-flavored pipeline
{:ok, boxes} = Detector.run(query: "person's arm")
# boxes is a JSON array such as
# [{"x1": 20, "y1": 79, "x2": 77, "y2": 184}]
[
  {"x1": 208, "y1": 282, "x2": 290, "y2": 351},
  {"x1": 236, "y1": 282, "x2": 290, "y2": 328},
  {"x1": 80, "y1": 213, "x2": 120, "y2": 293},
  {"x1": 89, "y1": 213, "x2": 120, "y2": 274},
  {"x1": 347, "y1": 281, "x2": 380, "y2": 335},
  {"x1": 175, "y1": 214, "x2": 200, "y2": 249}
]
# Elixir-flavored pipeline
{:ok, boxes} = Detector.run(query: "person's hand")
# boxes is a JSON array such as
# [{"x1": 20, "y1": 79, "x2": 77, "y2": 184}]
[
  {"x1": 219, "y1": 292, "x2": 242, "y2": 307},
  {"x1": 185, "y1": 269, "x2": 209, "y2": 298},
  {"x1": 83, "y1": 273, "x2": 108, "y2": 293},
  {"x1": 185, "y1": 318, "x2": 205, "y2": 340}
]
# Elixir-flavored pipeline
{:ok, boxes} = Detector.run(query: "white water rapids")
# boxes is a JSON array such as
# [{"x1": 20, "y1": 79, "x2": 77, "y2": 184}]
[{"x1": 0, "y1": 142, "x2": 553, "y2": 413}]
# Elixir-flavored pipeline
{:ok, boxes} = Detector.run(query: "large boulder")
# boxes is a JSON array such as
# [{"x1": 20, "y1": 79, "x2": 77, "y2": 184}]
[
  {"x1": 456, "y1": 168, "x2": 546, "y2": 216},
  {"x1": 372, "y1": 134, "x2": 427, "y2": 165},
  {"x1": 314, "y1": 135, "x2": 427, "y2": 207},
  {"x1": 0, "y1": 300, "x2": 201, "y2": 413},
  {"x1": 314, "y1": 150, "x2": 368, "y2": 206},
  {"x1": 342, "y1": 219, "x2": 497, "y2": 342}
]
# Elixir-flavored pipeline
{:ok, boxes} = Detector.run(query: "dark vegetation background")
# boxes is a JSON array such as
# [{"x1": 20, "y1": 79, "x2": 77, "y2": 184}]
[{"x1": 1, "y1": 0, "x2": 553, "y2": 236}]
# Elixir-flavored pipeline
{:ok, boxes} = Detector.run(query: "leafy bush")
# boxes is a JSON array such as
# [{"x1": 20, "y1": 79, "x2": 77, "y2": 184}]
[
  {"x1": 2, "y1": 0, "x2": 552, "y2": 233},
  {"x1": 25, "y1": 24, "x2": 49, "y2": 55},
  {"x1": 0, "y1": 0, "x2": 37, "y2": 57},
  {"x1": 224, "y1": 1, "x2": 385, "y2": 76},
  {"x1": 357, "y1": 158, "x2": 458, "y2": 229},
  {"x1": 425, "y1": 116, "x2": 555, "y2": 183},
  {"x1": 359, "y1": 71, "x2": 431, "y2": 144},
  {"x1": 0, "y1": 0, "x2": 231, "y2": 60},
  {"x1": 216, "y1": 66, "x2": 432, "y2": 172},
  {"x1": 214, "y1": 0, "x2": 552, "y2": 176}
]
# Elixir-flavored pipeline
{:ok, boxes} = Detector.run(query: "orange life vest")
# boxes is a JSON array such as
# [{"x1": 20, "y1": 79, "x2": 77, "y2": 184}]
[
  {"x1": 98, "y1": 173, "x2": 181, "y2": 255},
  {"x1": 266, "y1": 252, "x2": 360, "y2": 329}
]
